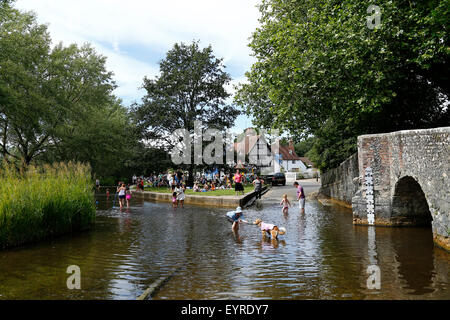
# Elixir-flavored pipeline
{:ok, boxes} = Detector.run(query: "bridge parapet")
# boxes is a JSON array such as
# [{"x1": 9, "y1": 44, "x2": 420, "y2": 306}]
[{"x1": 352, "y1": 127, "x2": 450, "y2": 251}]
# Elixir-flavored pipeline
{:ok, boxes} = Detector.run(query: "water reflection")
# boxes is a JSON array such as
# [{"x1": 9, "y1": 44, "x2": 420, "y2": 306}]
[
  {"x1": 0, "y1": 190, "x2": 448, "y2": 300},
  {"x1": 391, "y1": 228, "x2": 435, "y2": 295}
]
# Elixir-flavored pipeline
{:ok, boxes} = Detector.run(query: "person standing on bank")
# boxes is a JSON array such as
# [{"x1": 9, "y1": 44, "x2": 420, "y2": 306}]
[
  {"x1": 252, "y1": 176, "x2": 263, "y2": 199},
  {"x1": 234, "y1": 170, "x2": 244, "y2": 196},
  {"x1": 294, "y1": 181, "x2": 306, "y2": 214}
]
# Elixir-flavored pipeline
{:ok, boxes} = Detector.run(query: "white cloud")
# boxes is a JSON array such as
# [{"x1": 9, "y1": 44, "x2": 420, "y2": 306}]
[
  {"x1": 14, "y1": 0, "x2": 260, "y2": 128},
  {"x1": 14, "y1": 0, "x2": 260, "y2": 70}
]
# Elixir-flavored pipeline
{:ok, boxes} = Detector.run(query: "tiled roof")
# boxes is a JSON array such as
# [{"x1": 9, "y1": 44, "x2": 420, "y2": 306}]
[
  {"x1": 299, "y1": 157, "x2": 314, "y2": 167},
  {"x1": 278, "y1": 144, "x2": 301, "y2": 161}
]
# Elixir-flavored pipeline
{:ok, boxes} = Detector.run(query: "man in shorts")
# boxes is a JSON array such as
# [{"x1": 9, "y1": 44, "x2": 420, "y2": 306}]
[{"x1": 293, "y1": 181, "x2": 306, "y2": 214}]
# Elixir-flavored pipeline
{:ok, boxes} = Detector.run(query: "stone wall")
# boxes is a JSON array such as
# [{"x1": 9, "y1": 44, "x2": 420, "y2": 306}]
[
  {"x1": 132, "y1": 187, "x2": 268, "y2": 208},
  {"x1": 319, "y1": 153, "x2": 359, "y2": 207},
  {"x1": 352, "y1": 127, "x2": 450, "y2": 251}
]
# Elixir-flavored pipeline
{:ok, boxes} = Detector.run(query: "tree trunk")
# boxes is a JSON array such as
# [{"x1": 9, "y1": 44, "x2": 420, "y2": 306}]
[{"x1": 187, "y1": 164, "x2": 195, "y2": 187}]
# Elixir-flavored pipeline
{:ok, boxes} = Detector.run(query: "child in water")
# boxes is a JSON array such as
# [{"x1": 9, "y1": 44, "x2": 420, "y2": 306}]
[
  {"x1": 171, "y1": 185, "x2": 178, "y2": 209},
  {"x1": 280, "y1": 194, "x2": 291, "y2": 214},
  {"x1": 172, "y1": 191, "x2": 178, "y2": 209},
  {"x1": 126, "y1": 189, "x2": 132, "y2": 208}
]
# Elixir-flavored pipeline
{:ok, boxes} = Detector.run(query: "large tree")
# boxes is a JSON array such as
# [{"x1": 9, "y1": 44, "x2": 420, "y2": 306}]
[
  {"x1": 235, "y1": 0, "x2": 449, "y2": 171},
  {"x1": 0, "y1": 3, "x2": 136, "y2": 179},
  {"x1": 133, "y1": 41, "x2": 240, "y2": 185}
]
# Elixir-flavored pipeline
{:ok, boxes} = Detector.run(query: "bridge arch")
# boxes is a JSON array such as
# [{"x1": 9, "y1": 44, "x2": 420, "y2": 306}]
[
  {"x1": 351, "y1": 127, "x2": 449, "y2": 251},
  {"x1": 391, "y1": 176, "x2": 432, "y2": 227}
]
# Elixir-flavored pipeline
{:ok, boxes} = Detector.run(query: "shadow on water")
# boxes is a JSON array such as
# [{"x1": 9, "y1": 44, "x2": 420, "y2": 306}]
[{"x1": 391, "y1": 228, "x2": 435, "y2": 295}]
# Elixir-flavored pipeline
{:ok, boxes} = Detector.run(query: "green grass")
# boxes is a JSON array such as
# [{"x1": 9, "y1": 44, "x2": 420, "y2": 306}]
[
  {"x1": 0, "y1": 162, "x2": 96, "y2": 249},
  {"x1": 143, "y1": 184, "x2": 255, "y2": 196}
]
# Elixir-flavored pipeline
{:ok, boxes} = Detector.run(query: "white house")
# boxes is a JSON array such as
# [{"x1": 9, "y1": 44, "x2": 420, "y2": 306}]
[{"x1": 233, "y1": 129, "x2": 316, "y2": 176}]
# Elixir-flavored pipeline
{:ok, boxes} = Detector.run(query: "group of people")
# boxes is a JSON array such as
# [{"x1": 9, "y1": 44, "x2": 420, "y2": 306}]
[
  {"x1": 115, "y1": 182, "x2": 132, "y2": 209},
  {"x1": 132, "y1": 173, "x2": 183, "y2": 190},
  {"x1": 171, "y1": 183, "x2": 186, "y2": 209},
  {"x1": 279, "y1": 182, "x2": 306, "y2": 214},
  {"x1": 226, "y1": 181, "x2": 306, "y2": 240}
]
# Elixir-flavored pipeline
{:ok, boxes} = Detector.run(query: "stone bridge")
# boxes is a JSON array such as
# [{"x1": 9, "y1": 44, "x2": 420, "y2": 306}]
[{"x1": 321, "y1": 127, "x2": 449, "y2": 251}]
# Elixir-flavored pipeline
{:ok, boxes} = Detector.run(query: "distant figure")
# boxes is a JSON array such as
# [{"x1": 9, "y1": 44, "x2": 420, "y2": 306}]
[
  {"x1": 280, "y1": 194, "x2": 291, "y2": 214},
  {"x1": 252, "y1": 176, "x2": 262, "y2": 199},
  {"x1": 293, "y1": 181, "x2": 306, "y2": 214},
  {"x1": 117, "y1": 183, "x2": 127, "y2": 209},
  {"x1": 175, "y1": 184, "x2": 186, "y2": 208},
  {"x1": 125, "y1": 186, "x2": 131, "y2": 209},
  {"x1": 193, "y1": 182, "x2": 200, "y2": 192},
  {"x1": 95, "y1": 179, "x2": 100, "y2": 190},
  {"x1": 172, "y1": 188, "x2": 178, "y2": 210},
  {"x1": 234, "y1": 170, "x2": 244, "y2": 196},
  {"x1": 106, "y1": 188, "x2": 110, "y2": 200},
  {"x1": 167, "y1": 171, "x2": 174, "y2": 189}
]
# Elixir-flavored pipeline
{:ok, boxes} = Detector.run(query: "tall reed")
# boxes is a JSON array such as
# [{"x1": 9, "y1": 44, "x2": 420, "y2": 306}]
[{"x1": 0, "y1": 161, "x2": 96, "y2": 249}]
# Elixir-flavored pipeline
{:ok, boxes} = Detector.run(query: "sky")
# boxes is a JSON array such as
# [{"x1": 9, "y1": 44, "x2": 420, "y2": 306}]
[{"x1": 14, "y1": 0, "x2": 261, "y2": 132}]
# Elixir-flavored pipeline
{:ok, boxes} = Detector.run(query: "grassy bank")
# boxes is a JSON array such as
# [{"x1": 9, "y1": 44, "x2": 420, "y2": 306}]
[
  {"x1": 0, "y1": 162, "x2": 96, "y2": 249},
  {"x1": 143, "y1": 185, "x2": 255, "y2": 196}
]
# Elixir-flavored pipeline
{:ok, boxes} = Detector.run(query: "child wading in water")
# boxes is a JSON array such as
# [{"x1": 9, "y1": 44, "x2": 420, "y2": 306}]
[
  {"x1": 280, "y1": 194, "x2": 291, "y2": 214},
  {"x1": 171, "y1": 185, "x2": 178, "y2": 210},
  {"x1": 126, "y1": 189, "x2": 131, "y2": 209}
]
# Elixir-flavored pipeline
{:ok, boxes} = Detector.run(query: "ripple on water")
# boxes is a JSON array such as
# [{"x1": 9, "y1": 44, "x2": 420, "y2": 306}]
[{"x1": 0, "y1": 197, "x2": 448, "y2": 300}]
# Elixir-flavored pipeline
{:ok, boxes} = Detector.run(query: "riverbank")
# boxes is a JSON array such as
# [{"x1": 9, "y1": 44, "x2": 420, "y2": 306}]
[
  {"x1": 132, "y1": 186, "x2": 269, "y2": 208},
  {"x1": 1, "y1": 186, "x2": 448, "y2": 300},
  {"x1": 0, "y1": 162, "x2": 96, "y2": 250}
]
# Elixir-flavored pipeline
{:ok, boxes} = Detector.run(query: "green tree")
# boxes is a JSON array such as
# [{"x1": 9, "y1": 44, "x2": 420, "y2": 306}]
[
  {"x1": 0, "y1": 4, "x2": 135, "y2": 180},
  {"x1": 0, "y1": 6, "x2": 116, "y2": 166},
  {"x1": 133, "y1": 40, "x2": 240, "y2": 185},
  {"x1": 294, "y1": 136, "x2": 315, "y2": 157},
  {"x1": 235, "y1": 0, "x2": 449, "y2": 171},
  {"x1": 43, "y1": 97, "x2": 134, "y2": 179}
]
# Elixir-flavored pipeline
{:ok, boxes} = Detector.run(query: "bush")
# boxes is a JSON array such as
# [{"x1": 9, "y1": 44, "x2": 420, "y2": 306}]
[
  {"x1": 99, "y1": 176, "x2": 116, "y2": 186},
  {"x1": 296, "y1": 173, "x2": 305, "y2": 180},
  {"x1": 0, "y1": 162, "x2": 96, "y2": 249}
]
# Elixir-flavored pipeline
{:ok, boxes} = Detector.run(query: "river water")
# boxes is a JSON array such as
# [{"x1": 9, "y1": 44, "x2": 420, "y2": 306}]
[{"x1": 0, "y1": 191, "x2": 448, "y2": 300}]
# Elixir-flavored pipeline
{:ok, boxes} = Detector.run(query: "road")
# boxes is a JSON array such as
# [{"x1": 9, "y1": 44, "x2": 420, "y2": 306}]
[{"x1": 261, "y1": 178, "x2": 321, "y2": 204}]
